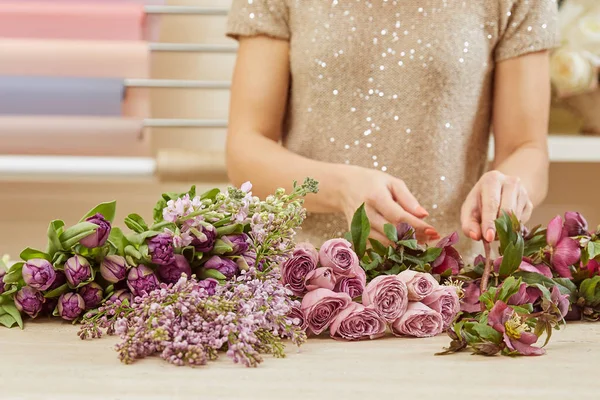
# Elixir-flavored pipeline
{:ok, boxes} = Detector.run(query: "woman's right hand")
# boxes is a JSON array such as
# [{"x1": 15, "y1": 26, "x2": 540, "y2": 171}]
[{"x1": 337, "y1": 165, "x2": 439, "y2": 244}]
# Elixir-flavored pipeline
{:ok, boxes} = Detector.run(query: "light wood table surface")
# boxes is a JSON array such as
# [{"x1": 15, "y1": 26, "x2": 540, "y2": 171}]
[{"x1": 0, "y1": 320, "x2": 598, "y2": 400}]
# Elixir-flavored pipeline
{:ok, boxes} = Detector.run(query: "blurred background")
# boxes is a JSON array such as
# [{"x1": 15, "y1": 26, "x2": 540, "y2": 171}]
[{"x1": 0, "y1": 0, "x2": 599, "y2": 256}]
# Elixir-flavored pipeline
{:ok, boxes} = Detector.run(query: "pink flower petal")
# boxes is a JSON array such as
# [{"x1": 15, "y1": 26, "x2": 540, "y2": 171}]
[
  {"x1": 552, "y1": 238, "x2": 580, "y2": 278},
  {"x1": 436, "y1": 232, "x2": 459, "y2": 248},
  {"x1": 518, "y1": 261, "x2": 553, "y2": 278},
  {"x1": 510, "y1": 335, "x2": 546, "y2": 356},
  {"x1": 546, "y1": 216, "x2": 563, "y2": 247},
  {"x1": 487, "y1": 301, "x2": 511, "y2": 333}
]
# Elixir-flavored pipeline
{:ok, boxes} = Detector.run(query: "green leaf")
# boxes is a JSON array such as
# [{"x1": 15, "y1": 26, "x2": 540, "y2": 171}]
[
  {"x1": 421, "y1": 247, "x2": 443, "y2": 263},
  {"x1": 472, "y1": 323, "x2": 502, "y2": 343},
  {"x1": 510, "y1": 304, "x2": 533, "y2": 314},
  {"x1": 44, "y1": 283, "x2": 69, "y2": 299},
  {"x1": 124, "y1": 245, "x2": 143, "y2": 260},
  {"x1": 553, "y1": 278, "x2": 577, "y2": 295},
  {"x1": 108, "y1": 227, "x2": 128, "y2": 255},
  {"x1": 51, "y1": 252, "x2": 69, "y2": 268},
  {"x1": 60, "y1": 222, "x2": 98, "y2": 249},
  {"x1": 181, "y1": 246, "x2": 196, "y2": 262},
  {"x1": 0, "y1": 314, "x2": 17, "y2": 328},
  {"x1": 211, "y1": 239, "x2": 234, "y2": 255},
  {"x1": 350, "y1": 204, "x2": 370, "y2": 259},
  {"x1": 216, "y1": 224, "x2": 244, "y2": 237},
  {"x1": 497, "y1": 276, "x2": 521, "y2": 302},
  {"x1": 1, "y1": 304, "x2": 23, "y2": 329},
  {"x1": 198, "y1": 268, "x2": 227, "y2": 281},
  {"x1": 79, "y1": 201, "x2": 117, "y2": 224},
  {"x1": 200, "y1": 188, "x2": 219, "y2": 201},
  {"x1": 3, "y1": 262, "x2": 24, "y2": 284},
  {"x1": 495, "y1": 211, "x2": 517, "y2": 255},
  {"x1": 398, "y1": 239, "x2": 419, "y2": 251},
  {"x1": 153, "y1": 199, "x2": 169, "y2": 224},
  {"x1": 588, "y1": 241, "x2": 600, "y2": 261},
  {"x1": 524, "y1": 233, "x2": 548, "y2": 256},
  {"x1": 343, "y1": 231, "x2": 353, "y2": 243},
  {"x1": 46, "y1": 220, "x2": 65, "y2": 255},
  {"x1": 19, "y1": 248, "x2": 51, "y2": 262},
  {"x1": 514, "y1": 271, "x2": 574, "y2": 297},
  {"x1": 126, "y1": 231, "x2": 160, "y2": 246},
  {"x1": 385, "y1": 264, "x2": 402, "y2": 275},
  {"x1": 150, "y1": 221, "x2": 177, "y2": 232},
  {"x1": 581, "y1": 245, "x2": 590, "y2": 267},
  {"x1": 368, "y1": 238, "x2": 388, "y2": 256},
  {"x1": 498, "y1": 235, "x2": 524, "y2": 277},
  {"x1": 124, "y1": 213, "x2": 149, "y2": 234},
  {"x1": 580, "y1": 276, "x2": 600, "y2": 305},
  {"x1": 532, "y1": 283, "x2": 552, "y2": 301},
  {"x1": 383, "y1": 224, "x2": 398, "y2": 242},
  {"x1": 479, "y1": 288, "x2": 497, "y2": 310},
  {"x1": 362, "y1": 259, "x2": 380, "y2": 272}
]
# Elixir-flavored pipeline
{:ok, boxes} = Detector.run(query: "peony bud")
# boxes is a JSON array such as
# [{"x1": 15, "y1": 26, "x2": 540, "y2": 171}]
[
  {"x1": 80, "y1": 213, "x2": 111, "y2": 248},
  {"x1": 64, "y1": 255, "x2": 92, "y2": 287},
  {"x1": 157, "y1": 254, "x2": 192, "y2": 284},
  {"x1": 22, "y1": 258, "x2": 56, "y2": 291},
  {"x1": 14, "y1": 286, "x2": 44, "y2": 318},
  {"x1": 57, "y1": 292, "x2": 85, "y2": 321},
  {"x1": 147, "y1": 233, "x2": 176, "y2": 266},
  {"x1": 100, "y1": 255, "x2": 128, "y2": 283},
  {"x1": 222, "y1": 234, "x2": 250, "y2": 255},
  {"x1": 78, "y1": 282, "x2": 104, "y2": 309},
  {"x1": 204, "y1": 256, "x2": 239, "y2": 280},
  {"x1": 127, "y1": 265, "x2": 159, "y2": 296},
  {"x1": 191, "y1": 224, "x2": 217, "y2": 253}
]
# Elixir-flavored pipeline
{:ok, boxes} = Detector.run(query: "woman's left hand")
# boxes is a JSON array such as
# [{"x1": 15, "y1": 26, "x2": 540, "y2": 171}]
[{"x1": 460, "y1": 170, "x2": 533, "y2": 242}]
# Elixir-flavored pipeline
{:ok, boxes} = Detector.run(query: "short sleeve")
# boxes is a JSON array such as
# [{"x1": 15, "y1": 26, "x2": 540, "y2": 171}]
[
  {"x1": 494, "y1": 0, "x2": 560, "y2": 62},
  {"x1": 226, "y1": 0, "x2": 290, "y2": 41}
]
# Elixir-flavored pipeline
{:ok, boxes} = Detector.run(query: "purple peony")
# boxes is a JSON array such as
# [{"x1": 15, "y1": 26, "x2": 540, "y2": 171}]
[
  {"x1": 78, "y1": 282, "x2": 104, "y2": 309},
  {"x1": 127, "y1": 265, "x2": 160, "y2": 296},
  {"x1": 64, "y1": 255, "x2": 92, "y2": 287},
  {"x1": 196, "y1": 278, "x2": 219, "y2": 296},
  {"x1": 222, "y1": 234, "x2": 250, "y2": 255},
  {"x1": 109, "y1": 288, "x2": 132, "y2": 304},
  {"x1": 147, "y1": 233, "x2": 176, "y2": 266},
  {"x1": 14, "y1": 286, "x2": 44, "y2": 318},
  {"x1": 157, "y1": 254, "x2": 192, "y2": 284},
  {"x1": 80, "y1": 213, "x2": 111, "y2": 248},
  {"x1": 100, "y1": 255, "x2": 128, "y2": 283},
  {"x1": 57, "y1": 292, "x2": 85, "y2": 321},
  {"x1": 204, "y1": 256, "x2": 239, "y2": 280},
  {"x1": 191, "y1": 224, "x2": 217, "y2": 253},
  {"x1": 22, "y1": 259, "x2": 56, "y2": 291}
]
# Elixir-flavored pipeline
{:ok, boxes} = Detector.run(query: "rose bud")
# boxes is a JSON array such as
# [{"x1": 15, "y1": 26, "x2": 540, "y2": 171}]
[
  {"x1": 22, "y1": 258, "x2": 56, "y2": 291},
  {"x1": 157, "y1": 254, "x2": 192, "y2": 284},
  {"x1": 301, "y1": 288, "x2": 352, "y2": 335},
  {"x1": 147, "y1": 233, "x2": 176, "y2": 266},
  {"x1": 57, "y1": 292, "x2": 85, "y2": 321},
  {"x1": 391, "y1": 302, "x2": 444, "y2": 338},
  {"x1": 100, "y1": 255, "x2": 128, "y2": 283},
  {"x1": 319, "y1": 238, "x2": 360, "y2": 277},
  {"x1": 564, "y1": 211, "x2": 589, "y2": 237},
  {"x1": 196, "y1": 278, "x2": 219, "y2": 296},
  {"x1": 333, "y1": 265, "x2": 366, "y2": 298},
  {"x1": 362, "y1": 275, "x2": 409, "y2": 322},
  {"x1": 127, "y1": 265, "x2": 160, "y2": 297},
  {"x1": 64, "y1": 255, "x2": 92, "y2": 287},
  {"x1": 109, "y1": 288, "x2": 132, "y2": 304},
  {"x1": 222, "y1": 234, "x2": 250, "y2": 255},
  {"x1": 330, "y1": 303, "x2": 387, "y2": 341},
  {"x1": 191, "y1": 224, "x2": 217, "y2": 253},
  {"x1": 305, "y1": 267, "x2": 336, "y2": 291},
  {"x1": 78, "y1": 282, "x2": 104, "y2": 309},
  {"x1": 80, "y1": 213, "x2": 111, "y2": 248},
  {"x1": 397, "y1": 270, "x2": 439, "y2": 301},
  {"x1": 422, "y1": 286, "x2": 460, "y2": 330},
  {"x1": 14, "y1": 286, "x2": 44, "y2": 318},
  {"x1": 281, "y1": 243, "x2": 319, "y2": 296},
  {"x1": 204, "y1": 256, "x2": 239, "y2": 280}
]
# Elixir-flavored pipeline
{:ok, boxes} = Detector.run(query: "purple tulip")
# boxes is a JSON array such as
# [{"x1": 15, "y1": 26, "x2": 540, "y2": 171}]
[
  {"x1": 64, "y1": 255, "x2": 92, "y2": 287},
  {"x1": 127, "y1": 265, "x2": 160, "y2": 296},
  {"x1": 431, "y1": 232, "x2": 463, "y2": 275},
  {"x1": 191, "y1": 224, "x2": 217, "y2": 253},
  {"x1": 47, "y1": 270, "x2": 67, "y2": 291},
  {"x1": 222, "y1": 234, "x2": 250, "y2": 255},
  {"x1": 546, "y1": 216, "x2": 581, "y2": 278},
  {"x1": 80, "y1": 213, "x2": 111, "y2": 248},
  {"x1": 0, "y1": 268, "x2": 6, "y2": 294},
  {"x1": 157, "y1": 254, "x2": 192, "y2": 284},
  {"x1": 564, "y1": 211, "x2": 589, "y2": 237},
  {"x1": 196, "y1": 278, "x2": 219, "y2": 296},
  {"x1": 100, "y1": 255, "x2": 128, "y2": 283},
  {"x1": 14, "y1": 286, "x2": 45, "y2": 318},
  {"x1": 109, "y1": 288, "x2": 132, "y2": 304},
  {"x1": 204, "y1": 256, "x2": 239, "y2": 280},
  {"x1": 22, "y1": 259, "x2": 56, "y2": 291},
  {"x1": 78, "y1": 282, "x2": 104, "y2": 309},
  {"x1": 147, "y1": 233, "x2": 176, "y2": 266},
  {"x1": 236, "y1": 251, "x2": 263, "y2": 271},
  {"x1": 396, "y1": 222, "x2": 416, "y2": 241},
  {"x1": 41, "y1": 297, "x2": 58, "y2": 316},
  {"x1": 57, "y1": 292, "x2": 85, "y2": 321}
]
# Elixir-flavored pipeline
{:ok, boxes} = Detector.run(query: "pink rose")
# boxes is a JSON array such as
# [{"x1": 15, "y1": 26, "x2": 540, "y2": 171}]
[
  {"x1": 422, "y1": 286, "x2": 460, "y2": 330},
  {"x1": 334, "y1": 264, "x2": 366, "y2": 298},
  {"x1": 287, "y1": 305, "x2": 307, "y2": 331},
  {"x1": 329, "y1": 302, "x2": 386, "y2": 341},
  {"x1": 281, "y1": 242, "x2": 319, "y2": 296},
  {"x1": 319, "y1": 238, "x2": 359, "y2": 276},
  {"x1": 391, "y1": 302, "x2": 444, "y2": 338},
  {"x1": 397, "y1": 270, "x2": 439, "y2": 301},
  {"x1": 362, "y1": 275, "x2": 409, "y2": 322},
  {"x1": 301, "y1": 288, "x2": 352, "y2": 335},
  {"x1": 305, "y1": 267, "x2": 337, "y2": 291}
]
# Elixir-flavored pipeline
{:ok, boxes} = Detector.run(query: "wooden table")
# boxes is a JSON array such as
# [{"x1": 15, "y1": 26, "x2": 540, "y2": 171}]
[{"x1": 1, "y1": 321, "x2": 599, "y2": 400}]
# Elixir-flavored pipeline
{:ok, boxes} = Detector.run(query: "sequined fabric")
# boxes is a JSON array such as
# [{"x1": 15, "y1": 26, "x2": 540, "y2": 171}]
[{"x1": 227, "y1": 0, "x2": 559, "y2": 259}]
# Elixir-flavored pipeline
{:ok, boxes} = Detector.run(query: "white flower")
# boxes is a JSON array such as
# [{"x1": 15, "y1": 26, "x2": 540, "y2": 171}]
[
  {"x1": 550, "y1": 47, "x2": 599, "y2": 96},
  {"x1": 565, "y1": 9, "x2": 600, "y2": 53}
]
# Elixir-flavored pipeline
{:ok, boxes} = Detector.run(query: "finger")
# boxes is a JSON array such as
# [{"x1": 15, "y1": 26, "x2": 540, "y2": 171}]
[
  {"x1": 499, "y1": 177, "x2": 520, "y2": 219},
  {"x1": 461, "y1": 189, "x2": 482, "y2": 241},
  {"x1": 369, "y1": 230, "x2": 391, "y2": 246},
  {"x1": 373, "y1": 194, "x2": 437, "y2": 239},
  {"x1": 516, "y1": 186, "x2": 529, "y2": 222},
  {"x1": 389, "y1": 179, "x2": 428, "y2": 218},
  {"x1": 480, "y1": 173, "x2": 503, "y2": 242},
  {"x1": 522, "y1": 200, "x2": 533, "y2": 223},
  {"x1": 367, "y1": 211, "x2": 391, "y2": 237}
]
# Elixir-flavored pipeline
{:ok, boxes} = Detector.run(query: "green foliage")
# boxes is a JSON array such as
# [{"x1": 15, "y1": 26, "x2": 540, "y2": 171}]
[{"x1": 350, "y1": 204, "x2": 370, "y2": 259}]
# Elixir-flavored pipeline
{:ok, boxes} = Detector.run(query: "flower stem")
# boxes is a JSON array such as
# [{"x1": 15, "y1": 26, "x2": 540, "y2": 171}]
[{"x1": 480, "y1": 241, "x2": 492, "y2": 309}]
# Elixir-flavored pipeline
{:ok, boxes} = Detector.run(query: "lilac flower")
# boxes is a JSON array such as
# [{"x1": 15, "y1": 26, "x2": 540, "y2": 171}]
[
  {"x1": 64, "y1": 255, "x2": 92, "y2": 287},
  {"x1": 15, "y1": 286, "x2": 44, "y2": 318},
  {"x1": 431, "y1": 232, "x2": 463, "y2": 275},
  {"x1": 58, "y1": 292, "x2": 85, "y2": 321},
  {"x1": 546, "y1": 216, "x2": 580, "y2": 278},
  {"x1": 163, "y1": 194, "x2": 199, "y2": 222},
  {"x1": 190, "y1": 224, "x2": 217, "y2": 253},
  {"x1": 80, "y1": 213, "x2": 111, "y2": 248},
  {"x1": 204, "y1": 256, "x2": 239, "y2": 280},
  {"x1": 79, "y1": 282, "x2": 104, "y2": 309},
  {"x1": 196, "y1": 278, "x2": 219, "y2": 296},
  {"x1": 100, "y1": 255, "x2": 128, "y2": 283},
  {"x1": 157, "y1": 255, "x2": 192, "y2": 284},
  {"x1": 127, "y1": 265, "x2": 160, "y2": 296},
  {"x1": 147, "y1": 233, "x2": 176, "y2": 266},
  {"x1": 22, "y1": 258, "x2": 56, "y2": 291},
  {"x1": 564, "y1": 211, "x2": 589, "y2": 237},
  {"x1": 488, "y1": 300, "x2": 545, "y2": 356},
  {"x1": 222, "y1": 234, "x2": 250, "y2": 255}
]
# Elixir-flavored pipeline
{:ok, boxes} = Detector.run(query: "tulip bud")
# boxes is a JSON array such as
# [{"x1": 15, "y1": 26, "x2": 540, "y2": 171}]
[
  {"x1": 109, "y1": 288, "x2": 132, "y2": 304},
  {"x1": 100, "y1": 255, "x2": 128, "y2": 283},
  {"x1": 15, "y1": 286, "x2": 44, "y2": 318},
  {"x1": 57, "y1": 292, "x2": 85, "y2": 321},
  {"x1": 80, "y1": 213, "x2": 111, "y2": 248},
  {"x1": 157, "y1": 254, "x2": 192, "y2": 284},
  {"x1": 0, "y1": 268, "x2": 6, "y2": 294},
  {"x1": 204, "y1": 256, "x2": 239, "y2": 280},
  {"x1": 222, "y1": 234, "x2": 250, "y2": 255},
  {"x1": 127, "y1": 265, "x2": 159, "y2": 296},
  {"x1": 22, "y1": 258, "x2": 56, "y2": 291},
  {"x1": 191, "y1": 224, "x2": 217, "y2": 253},
  {"x1": 147, "y1": 233, "x2": 176, "y2": 265},
  {"x1": 41, "y1": 297, "x2": 58, "y2": 316},
  {"x1": 64, "y1": 255, "x2": 92, "y2": 287},
  {"x1": 78, "y1": 282, "x2": 104, "y2": 309},
  {"x1": 47, "y1": 270, "x2": 67, "y2": 291}
]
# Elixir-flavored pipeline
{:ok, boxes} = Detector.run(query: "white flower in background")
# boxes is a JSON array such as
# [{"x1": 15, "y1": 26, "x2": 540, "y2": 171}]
[
  {"x1": 558, "y1": 0, "x2": 590, "y2": 41},
  {"x1": 565, "y1": 8, "x2": 600, "y2": 53},
  {"x1": 550, "y1": 47, "x2": 599, "y2": 96}
]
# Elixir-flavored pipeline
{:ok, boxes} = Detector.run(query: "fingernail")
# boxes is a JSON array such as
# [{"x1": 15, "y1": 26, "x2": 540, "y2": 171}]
[
  {"x1": 469, "y1": 231, "x2": 478, "y2": 241},
  {"x1": 416, "y1": 206, "x2": 429, "y2": 217},
  {"x1": 425, "y1": 228, "x2": 437, "y2": 236},
  {"x1": 485, "y1": 229, "x2": 495, "y2": 242}
]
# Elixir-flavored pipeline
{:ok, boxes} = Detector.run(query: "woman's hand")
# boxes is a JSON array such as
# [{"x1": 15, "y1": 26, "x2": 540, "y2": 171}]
[
  {"x1": 338, "y1": 165, "x2": 439, "y2": 243},
  {"x1": 461, "y1": 170, "x2": 533, "y2": 243}
]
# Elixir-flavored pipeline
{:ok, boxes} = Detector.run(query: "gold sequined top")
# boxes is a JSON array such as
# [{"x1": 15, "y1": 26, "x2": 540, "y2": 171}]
[{"x1": 226, "y1": 0, "x2": 559, "y2": 257}]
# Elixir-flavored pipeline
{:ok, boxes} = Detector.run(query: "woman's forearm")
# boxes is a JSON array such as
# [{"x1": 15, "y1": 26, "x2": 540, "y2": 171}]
[{"x1": 226, "y1": 132, "x2": 349, "y2": 213}]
